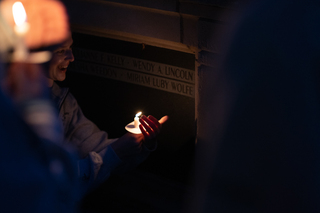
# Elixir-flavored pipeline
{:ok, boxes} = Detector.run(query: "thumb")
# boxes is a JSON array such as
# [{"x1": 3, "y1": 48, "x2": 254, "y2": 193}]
[{"x1": 159, "y1": 115, "x2": 169, "y2": 124}]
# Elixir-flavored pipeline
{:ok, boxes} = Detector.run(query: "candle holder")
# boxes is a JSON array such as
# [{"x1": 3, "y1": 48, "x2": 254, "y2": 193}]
[{"x1": 125, "y1": 112, "x2": 142, "y2": 134}]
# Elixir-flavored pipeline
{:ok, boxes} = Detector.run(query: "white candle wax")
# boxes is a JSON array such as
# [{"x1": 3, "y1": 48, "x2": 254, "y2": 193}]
[
  {"x1": 12, "y1": 1, "x2": 29, "y2": 62},
  {"x1": 134, "y1": 112, "x2": 142, "y2": 128}
]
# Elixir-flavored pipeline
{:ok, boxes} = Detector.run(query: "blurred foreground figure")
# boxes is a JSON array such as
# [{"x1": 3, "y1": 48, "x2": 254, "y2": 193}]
[
  {"x1": 0, "y1": 0, "x2": 69, "y2": 50},
  {"x1": 0, "y1": 62, "x2": 78, "y2": 213},
  {"x1": 0, "y1": 1, "x2": 78, "y2": 212},
  {"x1": 193, "y1": 0, "x2": 320, "y2": 212}
]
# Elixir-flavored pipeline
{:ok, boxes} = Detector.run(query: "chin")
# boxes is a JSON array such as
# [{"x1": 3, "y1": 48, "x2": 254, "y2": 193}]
[
  {"x1": 58, "y1": 77, "x2": 66, "y2": 82},
  {"x1": 58, "y1": 73, "x2": 67, "y2": 81},
  {"x1": 55, "y1": 75, "x2": 66, "y2": 82}
]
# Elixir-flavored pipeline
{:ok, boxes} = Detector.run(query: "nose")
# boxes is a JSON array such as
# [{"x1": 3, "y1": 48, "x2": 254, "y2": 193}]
[{"x1": 66, "y1": 49, "x2": 74, "y2": 62}]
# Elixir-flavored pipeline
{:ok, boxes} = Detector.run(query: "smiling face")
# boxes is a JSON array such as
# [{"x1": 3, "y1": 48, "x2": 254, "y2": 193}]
[{"x1": 48, "y1": 35, "x2": 74, "y2": 82}]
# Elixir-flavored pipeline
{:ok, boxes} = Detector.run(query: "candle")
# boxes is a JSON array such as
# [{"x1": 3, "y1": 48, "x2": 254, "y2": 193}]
[
  {"x1": 134, "y1": 111, "x2": 142, "y2": 128},
  {"x1": 12, "y1": 1, "x2": 29, "y2": 61}
]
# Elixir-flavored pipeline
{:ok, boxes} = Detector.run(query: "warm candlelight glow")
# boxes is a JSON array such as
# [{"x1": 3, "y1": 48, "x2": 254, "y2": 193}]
[
  {"x1": 10, "y1": 1, "x2": 29, "y2": 61},
  {"x1": 135, "y1": 112, "x2": 142, "y2": 118},
  {"x1": 134, "y1": 111, "x2": 142, "y2": 128},
  {"x1": 12, "y1": 1, "x2": 29, "y2": 35},
  {"x1": 12, "y1": 2, "x2": 26, "y2": 27}
]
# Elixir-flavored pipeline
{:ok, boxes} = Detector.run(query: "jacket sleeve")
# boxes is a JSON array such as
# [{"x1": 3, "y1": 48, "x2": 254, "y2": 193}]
[
  {"x1": 61, "y1": 92, "x2": 117, "y2": 158},
  {"x1": 78, "y1": 145, "x2": 122, "y2": 193},
  {"x1": 59, "y1": 93, "x2": 121, "y2": 186},
  {"x1": 77, "y1": 142, "x2": 155, "y2": 193}
]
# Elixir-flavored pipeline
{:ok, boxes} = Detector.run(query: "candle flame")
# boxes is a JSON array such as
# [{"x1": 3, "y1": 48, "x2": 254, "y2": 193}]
[
  {"x1": 135, "y1": 112, "x2": 142, "y2": 117},
  {"x1": 12, "y1": 2, "x2": 27, "y2": 26}
]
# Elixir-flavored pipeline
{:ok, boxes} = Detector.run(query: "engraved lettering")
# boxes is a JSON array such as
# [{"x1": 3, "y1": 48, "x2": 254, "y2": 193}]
[
  {"x1": 171, "y1": 82, "x2": 193, "y2": 96},
  {"x1": 152, "y1": 78, "x2": 168, "y2": 89},
  {"x1": 102, "y1": 54, "x2": 124, "y2": 66},
  {"x1": 165, "y1": 66, "x2": 194, "y2": 82},
  {"x1": 132, "y1": 60, "x2": 155, "y2": 72},
  {"x1": 127, "y1": 73, "x2": 151, "y2": 85}
]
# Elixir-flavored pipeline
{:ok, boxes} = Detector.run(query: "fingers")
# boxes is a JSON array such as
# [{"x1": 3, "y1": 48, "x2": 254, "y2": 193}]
[
  {"x1": 138, "y1": 115, "x2": 168, "y2": 141},
  {"x1": 139, "y1": 115, "x2": 157, "y2": 134},
  {"x1": 139, "y1": 124, "x2": 150, "y2": 140},
  {"x1": 146, "y1": 115, "x2": 161, "y2": 133},
  {"x1": 159, "y1": 115, "x2": 169, "y2": 124}
]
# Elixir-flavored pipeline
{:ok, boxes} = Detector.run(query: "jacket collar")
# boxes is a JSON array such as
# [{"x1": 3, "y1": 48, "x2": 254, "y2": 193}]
[{"x1": 51, "y1": 81, "x2": 69, "y2": 111}]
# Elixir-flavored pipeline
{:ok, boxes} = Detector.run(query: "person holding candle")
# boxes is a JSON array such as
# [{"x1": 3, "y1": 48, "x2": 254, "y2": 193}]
[
  {"x1": 47, "y1": 34, "x2": 168, "y2": 193},
  {"x1": 0, "y1": 61, "x2": 79, "y2": 213}
]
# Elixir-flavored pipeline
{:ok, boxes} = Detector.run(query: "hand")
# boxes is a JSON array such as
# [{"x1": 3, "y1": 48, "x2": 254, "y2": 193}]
[
  {"x1": 110, "y1": 115, "x2": 168, "y2": 160},
  {"x1": 110, "y1": 132, "x2": 144, "y2": 160},
  {"x1": 139, "y1": 115, "x2": 169, "y2": 148}
]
